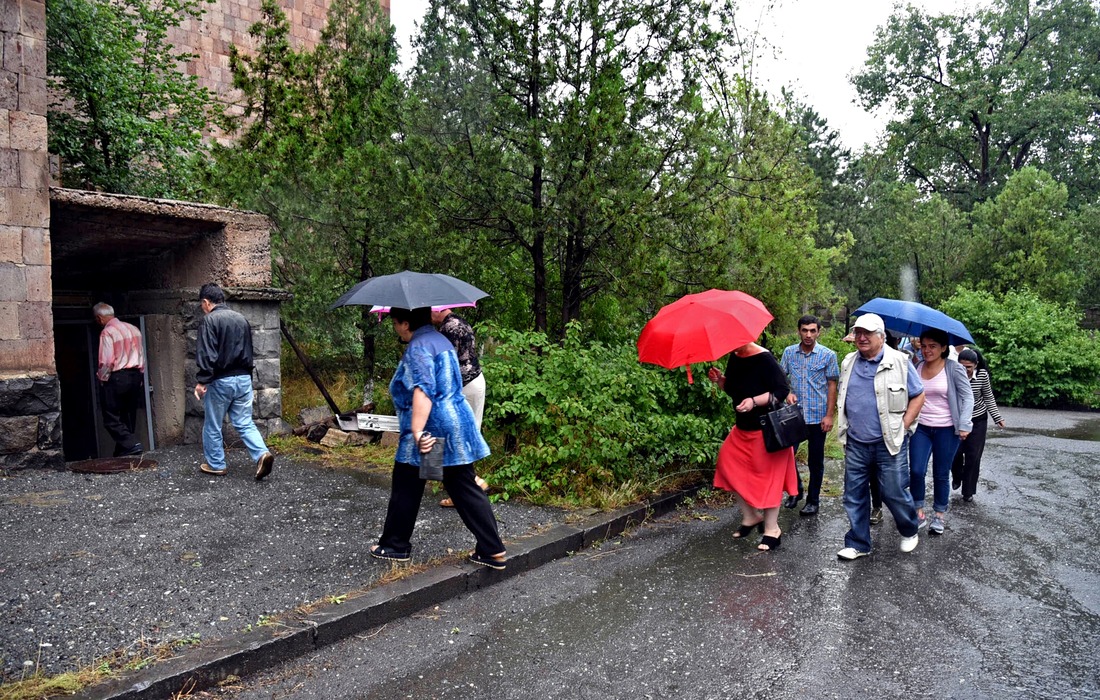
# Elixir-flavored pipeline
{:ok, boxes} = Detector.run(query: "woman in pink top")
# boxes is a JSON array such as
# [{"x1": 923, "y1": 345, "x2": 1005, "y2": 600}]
[{"x1": 907, "y1": 328, "x2": 974, "y2": 535}]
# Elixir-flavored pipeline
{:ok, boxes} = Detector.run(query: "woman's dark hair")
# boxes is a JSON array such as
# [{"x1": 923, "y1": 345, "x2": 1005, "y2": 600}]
[
  {"x1": 958, "y1": 348, "x2": 979, "y2": 364},
  {"x1": 389, "y1": 306, "x2": 432, "y2": 331},
  {"x1": 199, "y1": 282, "x2": 225, "y2": 304},
  {"x1": 919, "y1": 328, "x2": 951, "y2": 359}
]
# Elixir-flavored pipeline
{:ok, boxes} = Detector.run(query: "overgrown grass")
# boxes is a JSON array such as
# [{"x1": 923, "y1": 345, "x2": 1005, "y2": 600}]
[
  {"x1": 0, "y1": 635, "x2": 202, "y2": 700},
  {"x1": 265, "y1": 434, "x2": 396, "y2": 474},
  {"x1": 280, "y1": 368, "x2": 368, "y2": 423}
]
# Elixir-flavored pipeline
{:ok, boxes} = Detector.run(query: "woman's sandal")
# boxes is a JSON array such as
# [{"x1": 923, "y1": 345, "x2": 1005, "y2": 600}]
[
  {"x1": 757, "y1": 533, "x2": 782, "y2": 552},
  {"x1": 732, "y1": 521, "x2": 764, "y2": 539},
  {"x1": 439, "y1": 476, "x2": 490, "y2": 508}
]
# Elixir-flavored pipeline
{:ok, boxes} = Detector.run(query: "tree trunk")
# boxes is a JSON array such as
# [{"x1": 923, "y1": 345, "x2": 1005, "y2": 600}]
[
  {"x1": 359, "y1": 240, "x2": 376, "y2": 399},
  {"x1": 561, "y1": 225, "x2": 585, "y2": 330},
  {"x1": 528, "y1": 6, "x2": 547, "y2": 333}
]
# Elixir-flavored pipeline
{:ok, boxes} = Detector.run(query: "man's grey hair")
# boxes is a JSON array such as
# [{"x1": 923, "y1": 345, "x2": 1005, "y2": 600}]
[{"x1": 93, "y1": 303, "x2": 115, "y2": 318}]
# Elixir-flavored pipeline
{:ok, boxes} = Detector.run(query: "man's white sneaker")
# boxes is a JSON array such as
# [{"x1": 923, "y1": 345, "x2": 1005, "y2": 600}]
[
  {"x1": 837, "y1": 547, "x2": 869, "y2": 560},
  {"x1": 900, "y1": 534, "x2": 920, "y2": 553}
]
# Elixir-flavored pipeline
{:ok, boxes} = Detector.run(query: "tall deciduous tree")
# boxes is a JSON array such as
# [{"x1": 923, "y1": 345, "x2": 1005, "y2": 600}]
[
  {"x1": 853, "y1": 0, "x2": 1100, "y2": 209},
  {"x1": 829, "y1": 149, "x2": 970, "y2": 311},
  {"x1": 46, "y1": 0, "x2": 214, "y2": 197},
  {"x1": 679, "y1": 78, "x2": 844, "y2": 328},
  {"x1": 407, "y1": 0, "x2": 740, "y2": 334}
]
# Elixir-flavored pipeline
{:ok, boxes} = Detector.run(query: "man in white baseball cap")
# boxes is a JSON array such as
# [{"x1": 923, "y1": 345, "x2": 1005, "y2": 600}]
[{"x1": 833, "y1": 313, "x2": 926, "y2": 560}]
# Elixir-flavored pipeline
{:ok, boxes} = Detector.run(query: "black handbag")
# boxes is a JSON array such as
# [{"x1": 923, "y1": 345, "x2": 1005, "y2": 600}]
[{"x1": 761, "y1": 398, "x2": 808, "y2": 453}]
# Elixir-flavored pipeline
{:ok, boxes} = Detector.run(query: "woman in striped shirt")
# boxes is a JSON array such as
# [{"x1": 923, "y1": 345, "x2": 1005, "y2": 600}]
[{"x1": 951, "y1": 348, "x2": 1006, "y2": 502}]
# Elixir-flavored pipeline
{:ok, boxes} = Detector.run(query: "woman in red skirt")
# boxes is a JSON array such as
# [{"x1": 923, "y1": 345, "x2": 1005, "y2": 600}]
[{"x1": 707, "y1": 342, "x2": 798, "y2": 551}]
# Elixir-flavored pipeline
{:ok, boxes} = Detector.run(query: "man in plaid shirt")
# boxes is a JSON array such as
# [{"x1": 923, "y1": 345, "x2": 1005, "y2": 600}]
[
  {"x1": 94, "y1": 303, "x2": 145, "y2": 456},
  {"x1": 779, "y1": 315, "x2": 839, "y2": 516}
]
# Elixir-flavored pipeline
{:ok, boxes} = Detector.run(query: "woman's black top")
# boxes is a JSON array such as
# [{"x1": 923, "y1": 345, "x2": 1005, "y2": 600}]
[{"x1": 723, "y1": 351, "x2": 791, "y2": 432}]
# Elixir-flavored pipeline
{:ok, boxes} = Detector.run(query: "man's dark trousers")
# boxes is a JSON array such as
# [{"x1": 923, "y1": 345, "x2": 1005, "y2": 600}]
[
  {"x1": 795, "y1": 425, "x2": 828, "y2": 505},
  {"x1": 102, "y1": 368, "x2": 143, "y2": 455}
]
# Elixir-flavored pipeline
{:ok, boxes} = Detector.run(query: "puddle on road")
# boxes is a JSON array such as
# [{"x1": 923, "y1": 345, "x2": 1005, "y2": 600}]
[{"x1": 1005, "y1": 419, "x2": 1100, "y2": 442}]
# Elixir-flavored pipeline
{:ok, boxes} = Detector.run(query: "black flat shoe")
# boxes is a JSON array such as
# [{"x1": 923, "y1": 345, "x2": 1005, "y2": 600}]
[
  {"x1": 370, "y1": 546, "x2": 411, "y2": 562},
  {"x1": 733, "y1": 522, "x2": 764, "y2": 539},
  {"x1": 758, "y1": 534, "x2": 782, "y2": 551},
  {"x1": 799, "y1": 503, "x2": 819, "y2": 516},
  {"x1": 784, "y1": 494, "x2": 802, "y2": 509},
  {"x1": 468, "y1": 552, "x2": 507, "y2": 570}
]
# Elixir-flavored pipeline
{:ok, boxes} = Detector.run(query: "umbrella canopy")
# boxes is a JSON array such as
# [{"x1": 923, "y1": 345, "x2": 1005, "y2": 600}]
[
  {"x1": 854, "y1": 297, "x2": 974, "y2": 345},
  {"x1": 637, "y1": 289, "x2": 774, "y2": 383},
  {"x1": 330, "y1": 271, "x2": 489, "y2": 311},
  {"x1": 368, "y1": 302, "x2": 478, "y2": 315}
]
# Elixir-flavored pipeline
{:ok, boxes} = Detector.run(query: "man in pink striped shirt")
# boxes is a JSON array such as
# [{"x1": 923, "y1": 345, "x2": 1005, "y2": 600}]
[{"x1": 94, "y1": 303, "x2": 146, "y2": 456}]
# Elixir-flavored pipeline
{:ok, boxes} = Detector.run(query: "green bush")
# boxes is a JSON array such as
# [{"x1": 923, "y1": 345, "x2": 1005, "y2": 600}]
[
  {"x1": 479, "y1": 322, "x2": 734, "y2": 504},
  {"x1": 940, "y1": 289, "x2": 1100, "y2": 407}
]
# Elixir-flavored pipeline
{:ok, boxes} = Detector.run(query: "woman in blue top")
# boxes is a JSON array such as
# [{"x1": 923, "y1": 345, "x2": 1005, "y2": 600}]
[{"x1": 369, "y1": 306, "x2": 506, "y2": 570}]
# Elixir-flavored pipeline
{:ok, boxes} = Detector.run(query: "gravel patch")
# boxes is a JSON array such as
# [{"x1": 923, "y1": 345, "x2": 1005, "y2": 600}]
[{"x1": 0, "y1": 445, "x2": 563, "y2": 680}]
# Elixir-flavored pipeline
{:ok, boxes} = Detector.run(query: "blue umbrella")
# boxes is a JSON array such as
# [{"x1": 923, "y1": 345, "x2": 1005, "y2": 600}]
[{"x1": 854, "y1": 298, "x2": 974, "y2": 345}]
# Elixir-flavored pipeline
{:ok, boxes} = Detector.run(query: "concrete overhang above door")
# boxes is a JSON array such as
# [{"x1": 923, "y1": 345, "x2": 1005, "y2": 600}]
[{"x1": 49, "y1": 188, "x2": 274, "y2": 291}]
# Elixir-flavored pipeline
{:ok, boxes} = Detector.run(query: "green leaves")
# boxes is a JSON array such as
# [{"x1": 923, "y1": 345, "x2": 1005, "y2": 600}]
[
  {"x1": 409, "y1": 0, "x2": 770, "y2": 335},
  {"x1": 480, "y1": 322, "x2": 732, "y2": 503},
  {"x1": 941, "y1": 288, "x2": 1100, "y2": 407},
  {"x1": 46, "y1": 0, "x2": 214, "y2": 198},
  {"x1": 854, "y1": 0, "x2": 1100, "y2": 209},
  {"x1": 968, "y1": 166, "x2": 1082, "y2": 305},
  {"x1": 209, "y1": 0, "x2": 416, "y2": 372}
]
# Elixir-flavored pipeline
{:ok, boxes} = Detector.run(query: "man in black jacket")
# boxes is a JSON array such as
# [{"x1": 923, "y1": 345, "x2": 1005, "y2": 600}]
[{"x1": 194, "y1": 283, "x2": 274, "y2": 480}]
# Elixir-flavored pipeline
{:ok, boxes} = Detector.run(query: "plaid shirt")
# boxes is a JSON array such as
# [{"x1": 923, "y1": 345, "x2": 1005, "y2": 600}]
[
  {"x1": 779, "y1": 343, "x2": 839, "y2": 425},
  {"x1": 97, "y1": 318, "x2": 144, "y2": 381}
]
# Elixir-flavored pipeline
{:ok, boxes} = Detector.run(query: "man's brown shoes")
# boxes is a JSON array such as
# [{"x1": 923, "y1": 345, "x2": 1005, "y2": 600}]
[{"x1": 255, "y1": 452, "x2": 274, "y2": 481}]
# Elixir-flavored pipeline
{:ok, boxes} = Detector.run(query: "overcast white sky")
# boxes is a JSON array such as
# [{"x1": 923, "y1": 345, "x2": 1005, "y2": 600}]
[{"x1": 390, "y1": 0, "x2": 977, "y2": 150}]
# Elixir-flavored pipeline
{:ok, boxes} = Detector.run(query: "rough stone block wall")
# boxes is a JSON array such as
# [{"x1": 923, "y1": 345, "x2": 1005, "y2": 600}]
[
  {"x1": 0, "y1": 0, "x2": 62, "y2": 469},
  {"x1": 0, "y1": 374, "x2": 61, "y2": 469},
  {"x1": 168, "y1": 0, "x2": 390, "y2": 138}
]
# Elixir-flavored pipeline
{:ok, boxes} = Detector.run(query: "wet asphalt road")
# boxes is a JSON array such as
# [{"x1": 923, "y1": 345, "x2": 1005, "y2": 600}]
[{"x1": 201, "y1": 407, "x2": 1100, "y2": 700}]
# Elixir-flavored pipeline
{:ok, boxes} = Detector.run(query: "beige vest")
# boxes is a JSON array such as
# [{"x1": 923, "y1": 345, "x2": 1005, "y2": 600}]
[{"x1": 836, "y1": 345, "x2": 914, "y2": 456}]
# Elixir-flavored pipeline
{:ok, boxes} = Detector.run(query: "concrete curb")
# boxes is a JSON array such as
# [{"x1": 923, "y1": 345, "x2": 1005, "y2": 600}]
[{"x1": 72, "y1": 485, "x2": 702, "y2": 700}]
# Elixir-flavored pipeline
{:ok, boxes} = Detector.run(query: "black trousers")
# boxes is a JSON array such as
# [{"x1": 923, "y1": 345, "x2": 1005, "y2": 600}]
[
  {"x1": 101, "y1": 368, "x2": 143, "y2": 455},
  {"x1": 794, "y1": 425, "x2": 828, "y2": 505},
  {"x1": 379, "y1": 462, "x2": 505, "y2": 557},
  {"x1": 952, "y1": 416, "x2": 988, "y2": 498}
]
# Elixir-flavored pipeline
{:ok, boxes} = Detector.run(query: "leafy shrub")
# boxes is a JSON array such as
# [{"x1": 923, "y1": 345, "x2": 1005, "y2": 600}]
[
  {"x1": 479, "y1": 322, "x2": 734, "y2": 504},
  {"x1": 940, "y1": 289, "x2": 1100, "y2": 407}
]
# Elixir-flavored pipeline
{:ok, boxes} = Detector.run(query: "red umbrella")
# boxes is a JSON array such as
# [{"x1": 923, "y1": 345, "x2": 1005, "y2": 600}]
[{"x1": 637, "y1": 289, "x2": 774, "y2": 383}]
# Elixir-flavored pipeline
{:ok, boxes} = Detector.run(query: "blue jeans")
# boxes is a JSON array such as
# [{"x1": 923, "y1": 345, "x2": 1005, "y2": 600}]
[
  {"x1": 202, "y1": 375, "x2": 269, "y2": 472},
  {"x1": 908, "y1": 423, "x2": 961, "y2": 514},
  {"x1": 843, "y1": 437, "x2": 920, "y2": 553}
]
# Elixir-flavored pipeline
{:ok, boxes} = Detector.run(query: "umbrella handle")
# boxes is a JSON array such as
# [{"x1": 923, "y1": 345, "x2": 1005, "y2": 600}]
[{"x1": 686, "y1": 366, "x2": 693, "y2": 384}]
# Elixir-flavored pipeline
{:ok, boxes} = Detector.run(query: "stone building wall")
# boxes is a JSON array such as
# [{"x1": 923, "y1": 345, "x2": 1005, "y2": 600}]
[
  {"x1": 168, "y1": 0, "x2": 391, "y2": 132},
  {"x1": 0, "y1": 0, "x2": 63, "y2": 469}
]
